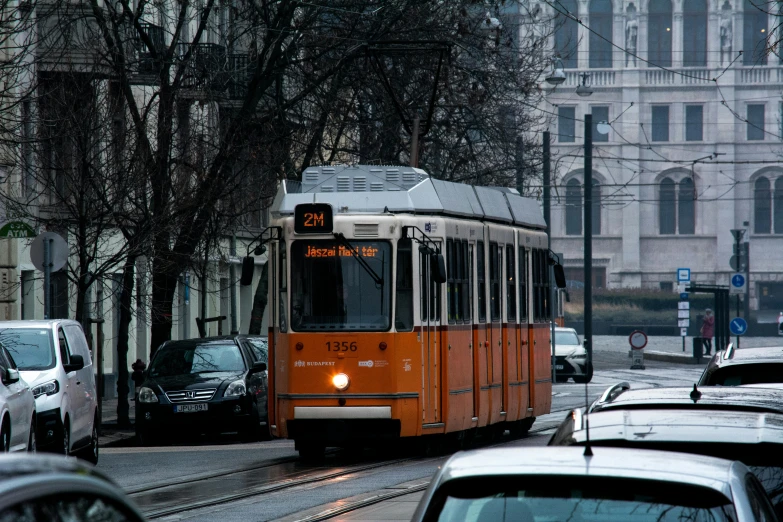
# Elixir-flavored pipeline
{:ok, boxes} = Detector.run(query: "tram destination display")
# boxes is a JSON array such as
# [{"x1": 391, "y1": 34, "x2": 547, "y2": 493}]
[{"x1": 294, "y1": 203, "x2": 333, "y2": 234}]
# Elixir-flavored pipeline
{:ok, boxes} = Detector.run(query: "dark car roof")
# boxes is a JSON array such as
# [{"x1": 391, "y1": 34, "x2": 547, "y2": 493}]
[
  {"x1": 159, "y1": 337, "x2": 241, "y2": 349},
  {"x1": 591, "y1": 384, "x2": 783, "y2": 415}
]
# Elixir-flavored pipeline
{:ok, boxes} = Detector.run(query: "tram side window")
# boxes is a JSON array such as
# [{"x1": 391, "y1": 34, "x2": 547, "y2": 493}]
[
  {"x1": 506, "y1": 245, "x2": 516, "y2": 322},
  {"x1": 462, "y1": 241, "x2": 470, "y2": 323},
  {"x1": 533, "y1": 249, "x2": 549, "y2": 323},
  {"x1": 532, "y1": 249, "x2": 541, "y2": 322},
  {"x1": 490, "y1": 242, "x2": 500, "y2": 322},
  {"x1": 395, "y1": 238, "x2": 414, "y2": 331},
  {"x1": 447, "y1": 239, "x2": 456, "y2": 324},
  {"x1": 431, "y1": 253, "x2": 441, "y2": 322},
  {"x1": 454, "y1": 239, "x2": 463, "y2": 323},
  {"x1": 279, "y1": 241, "x2": 287, "y2": 332},
  {"x1": 543, "y1": 250, "x2": 551, "y2": 319},
  {"x1": 518, "y1": 247, "x2": 527, "y2": 322},
  {"x1": 420, "y1": 251, "x2": 429, "y2": 322},
  {"x1": 477, "y1": 241, "x2": 486, "y2": 323}
]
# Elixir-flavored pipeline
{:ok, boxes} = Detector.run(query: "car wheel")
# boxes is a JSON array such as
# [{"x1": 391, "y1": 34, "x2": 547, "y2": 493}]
[
  {"x1": 136, "y1": 423, "x2": 159, "y2": 447},
  {"x1": 573, "y1": 364, "x2": 594, "y2": 384},
  {"x1": 27, "y1": 417, "x2": 36, "y2": 453},
  {"x1": 77, "y1": 415, "x2": 99, "y2": 464},
  {"x1": 555, "y1": 375, "x2": 569, "y2": 383},
  {"x1": 1, "y1": 418, "x2": 9, "y2": 452},
  {"x1": 61, "y1": 419, "x2": 70, "y2": 456}
]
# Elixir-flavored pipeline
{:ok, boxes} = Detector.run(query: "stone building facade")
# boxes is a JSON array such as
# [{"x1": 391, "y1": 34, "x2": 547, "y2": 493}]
[{"x1": 539, "y1": 0, "x2": 783, "y2": 318}]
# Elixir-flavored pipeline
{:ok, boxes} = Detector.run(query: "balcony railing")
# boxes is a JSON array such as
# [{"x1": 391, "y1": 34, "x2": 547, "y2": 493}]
[
  {"x1": 178, "y1": 43, "x2": 228, "y2": 92},
  {"x1": 227, "y1": 54, "x2": 256, "y2": 99},
  {"x1": 560, "y1": 66, "x2": 783, "y2": 88},
  {"x1": 135, "y1": 22, "x2": 165, "y2": 76}
]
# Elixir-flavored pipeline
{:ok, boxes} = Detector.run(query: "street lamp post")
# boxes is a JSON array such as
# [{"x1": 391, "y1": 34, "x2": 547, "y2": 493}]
[{"x1": 584, "y1": 114, "x2": 593, "y2": 362}]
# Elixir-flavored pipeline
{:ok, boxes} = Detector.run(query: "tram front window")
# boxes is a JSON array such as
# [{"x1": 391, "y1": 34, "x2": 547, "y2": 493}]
[{"x1": 291, "y1": 240, "x2": 392, "y2": 331}]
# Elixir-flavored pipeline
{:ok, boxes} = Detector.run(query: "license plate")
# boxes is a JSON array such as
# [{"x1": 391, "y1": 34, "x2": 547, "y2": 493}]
[
  {"x1": 174, "y1": 403, "x2": 208, "y2": 413},
  {"x1": 555, "y1": 365, "x2": 564, "y2": 370}
]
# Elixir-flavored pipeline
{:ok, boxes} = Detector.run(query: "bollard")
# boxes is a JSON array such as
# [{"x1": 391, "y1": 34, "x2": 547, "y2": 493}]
[{"x1": 692, "y1": 337, "x2": 703, "y2": 363}]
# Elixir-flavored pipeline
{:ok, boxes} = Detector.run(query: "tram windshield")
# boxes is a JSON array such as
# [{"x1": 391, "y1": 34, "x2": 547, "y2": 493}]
[{"x1": 290, "y1": 240, "x2": 392, "y2": 331}]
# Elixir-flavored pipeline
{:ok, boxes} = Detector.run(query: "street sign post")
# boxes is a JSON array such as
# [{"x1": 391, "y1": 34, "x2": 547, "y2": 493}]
[
  {"x1": 729, "y1": 317, "x2": 748, "y2": 336},
  {"x1": 730, "y1": 273, "x2": 746, "y2": 295},
  {"x1": 629, "y1": 330, "x2": 647, "y2": 370},
  {"x1": 30, "y1": 232, "x2": 68, "y2": 320}
]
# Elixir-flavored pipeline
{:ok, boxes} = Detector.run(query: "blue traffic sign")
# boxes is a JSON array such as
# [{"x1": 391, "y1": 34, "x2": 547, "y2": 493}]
[
  {"x1": 730, "y1": 317, "x2": 748, "y2": 336},
  {"x1": 677, "y1": 268, "x2": 691, "y2": 282},
  {"x1": 731, "y1": 274, "x2": 746, "y2": 288},
  {"x1": 680, "y1": 293, "x2": 689, "y2": 300}
]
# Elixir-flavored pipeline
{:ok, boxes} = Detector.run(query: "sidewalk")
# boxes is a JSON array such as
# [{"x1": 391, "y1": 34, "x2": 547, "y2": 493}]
[{"x1": 100, "y1": 397, "x2": 137, "y2": 447}]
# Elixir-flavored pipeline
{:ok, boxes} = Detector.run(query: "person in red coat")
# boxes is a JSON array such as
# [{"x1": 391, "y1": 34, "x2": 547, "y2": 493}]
[{"x1": 701, "y1": 309, "x2": 715, "y2": 355}]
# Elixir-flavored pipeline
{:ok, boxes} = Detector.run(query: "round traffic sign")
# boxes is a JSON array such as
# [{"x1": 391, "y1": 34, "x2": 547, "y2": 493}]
[
  {"x1": 629, "y1": 330, "x2": 648, "y2": 350},
  {"x1": 731, "y1": 274, "x2": 745, "y2": 288},
  {"x1": 30, "y1": 232, "x2": 68, "y2": 272},
  {"x1": 729, "y1": 317, "x2": 748, "y2": 336}
]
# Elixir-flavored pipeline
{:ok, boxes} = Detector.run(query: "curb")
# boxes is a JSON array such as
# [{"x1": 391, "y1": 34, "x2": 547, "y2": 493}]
[{"x1": 634, "y1": 350, "x2": 705, "y2": 365}]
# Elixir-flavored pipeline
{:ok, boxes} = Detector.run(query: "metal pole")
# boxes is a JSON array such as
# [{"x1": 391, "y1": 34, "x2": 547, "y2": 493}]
[
  {"x1": 517, "y1": 136, "x2": 525, "y2": 195},
  {"x1": 543, "y1": 131, "x2": 557, "y2": 383},
  {"x1": 229, "y1": 234, "x2": 238, "y2": 334},
  {"x1": 744, "y1": 240, "x2": 750, "y2": 324},
  {"x1": 583, "y1": 114, "x2": 593, "y2": 361},
  {"x1": 183, "y1": 272, "x2": 190, "y2": 339},
  {"x1": 44, "y1": 238, "x2": 51, "y2": 320},
  {"x1": 734, "y1": 232, "x2": 741, "y2": 350},
  {"x1": 410, "y1": 115, "x2": 420, "y2": 168}
]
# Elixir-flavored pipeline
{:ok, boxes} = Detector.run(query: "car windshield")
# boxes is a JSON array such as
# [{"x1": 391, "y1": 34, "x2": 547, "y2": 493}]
[
  {"x1": 431, "y1": 476, "x2": 736, "y2": 522},
  {"x1": 244, "y1": 338, "x2": 268, "y2": 364},
  {"x1": 0, "y1": 328, "x2": 56, "y2": 371},
  {"x1": 555, "y1": 331, "x2": 580, "y2": 345},
  {"x1": 290, "y1": 240, "x2": 392, "y2": 331},
  {"x1": 149, "y1": 344, "x2": 245, "y2": 377},
  {"x1": 702, "y1": 363, "x2": 783, "y2": 386}
]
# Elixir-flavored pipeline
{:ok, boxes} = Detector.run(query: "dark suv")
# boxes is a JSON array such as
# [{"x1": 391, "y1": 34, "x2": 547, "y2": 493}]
[{"x1": 135, "y1": 336, "x2": 268, "y2": 445}]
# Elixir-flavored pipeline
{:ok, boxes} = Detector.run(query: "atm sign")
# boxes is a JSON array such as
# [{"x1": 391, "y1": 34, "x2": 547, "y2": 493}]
[{"x1": 294, "y1": 203, "x2": 333, "y2": 234}]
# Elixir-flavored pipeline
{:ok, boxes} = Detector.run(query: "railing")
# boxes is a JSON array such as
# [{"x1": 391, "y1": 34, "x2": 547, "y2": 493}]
[
  {"x1": 739, "y1": 67, "x2": 771, "y2": 84},
  {"x1": 564, "y1": 69, "x2": 615, "y2": 87},
  {"x1": 178, "y1": 42, "x2": 228, "y2": 92},
  {"x1": 228, "y1": 54, "x2": 256, "y2": 99},
  {"x1": 136, "y1": 22, "x2": 165, "y2": 76}
]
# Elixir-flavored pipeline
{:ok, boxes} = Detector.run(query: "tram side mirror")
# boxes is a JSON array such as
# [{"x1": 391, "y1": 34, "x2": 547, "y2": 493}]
[
  {"x1": 553, "y1": 264, "x2": 566, "y2": 289},
  {"x1": 431, "y1": 253, "x2": 447, "y2": 284},
  {"x1": 240, "y1": 256, "x2": 255, "y2": 286}
]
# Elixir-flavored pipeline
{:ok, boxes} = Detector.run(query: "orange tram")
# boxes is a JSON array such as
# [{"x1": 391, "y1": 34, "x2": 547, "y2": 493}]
[{"x1": 263, "y1": 165, "x2": 561, "y2": 458}]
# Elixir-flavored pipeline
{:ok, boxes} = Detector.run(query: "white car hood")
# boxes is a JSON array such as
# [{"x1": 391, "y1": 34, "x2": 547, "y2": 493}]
[
  {"x1": 20, "y1": 369, "x2": 56, "y2": 388},
  {"x1": 553, "y1": 344, "x2": 586, "y2": 357}
]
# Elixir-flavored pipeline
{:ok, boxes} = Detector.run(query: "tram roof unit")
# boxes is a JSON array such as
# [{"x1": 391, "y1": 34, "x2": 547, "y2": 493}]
[{"x1": 271, "y1": 165, "x2": 547, "y2": 229}]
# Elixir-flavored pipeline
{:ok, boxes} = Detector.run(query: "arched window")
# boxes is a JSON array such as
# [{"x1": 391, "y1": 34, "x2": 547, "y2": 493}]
[
  {"x1": 555, "y1": 0, "x2": 579, "y2": 68},
  {"x1": 744, "y1": 0, "x2": 768, "y2": 65},
  {"x1": 660, "y1": 178, "x2": 676, "y2": 234},
  {"x1": 775, "y1": 177, "x2": 783, "y2": 233},
  {"x1": 565, "y1": 178, "x2": 582, "y2": 235},
  {"x1": 589, "y1": 0, "x2": 613, "y2": 68},
  {"x1": 591, "y1": 180, "x2": 601, "y2": 235},
  {"x1": 683, "y1": 0, "x2": 707, "y2": 66},
  {"x1": 678, "y1": 178, "x2": 695, "y2": 234},
  {"x1": 755, "y1": 177, "x2": 772, "y2": 233},
  {"x1": 648, "y1": 0, "x2": 672, "y2": 67}
]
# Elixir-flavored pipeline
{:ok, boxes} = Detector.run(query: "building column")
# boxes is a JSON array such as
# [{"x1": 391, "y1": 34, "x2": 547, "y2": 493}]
[
  {"x1": 579, "y1": 14, "x2": 591, "y2": 70},
  {"x1": 638, "y1": 13, "x2": 649, "y2": 66},
  {"x1": 672, "y1": 6, "x2": 683, "y2": 68},
  {"x1": 707, "y1": 6, "x2": 721, "y2": 69},
  {"x1": 620, "y1": 78, "x2": 642, "y2": 288}
]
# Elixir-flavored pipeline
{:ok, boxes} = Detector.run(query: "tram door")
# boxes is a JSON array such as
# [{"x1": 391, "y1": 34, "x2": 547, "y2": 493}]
[{"x1": 419, "y1": 247, "x2": 442, "y2": 425}]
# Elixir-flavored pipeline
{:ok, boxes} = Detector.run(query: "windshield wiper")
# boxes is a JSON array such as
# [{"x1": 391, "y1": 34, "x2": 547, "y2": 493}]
[{"x1": 333, "y1": 233, "x2": 384, "y2": 287}]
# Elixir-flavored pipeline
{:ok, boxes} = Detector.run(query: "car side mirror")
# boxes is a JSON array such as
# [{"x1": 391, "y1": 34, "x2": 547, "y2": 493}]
[
  {"x1": 431, "y1": 253, "x2": 447, "y2": 284},
  {"x1": 3, "y1": 368, "x2": 19, "y2": 384},
  {"x1": 553, "y1": 264, "x2": 566, "y2": 289},
  {"x1": 64, "y1": 354, "x2": 84, "y2": 373},
  {"x1": 251, "y1": 361, "x2": 267, "y2": 373},
  {"x1": 240, "y1": 256, "x2": 255, "y2": 286}
]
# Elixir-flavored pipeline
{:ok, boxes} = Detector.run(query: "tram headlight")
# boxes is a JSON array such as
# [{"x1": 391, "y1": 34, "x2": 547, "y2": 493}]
[{"x1": 332, "y1": 373, "x2": 350, "y2": 391}]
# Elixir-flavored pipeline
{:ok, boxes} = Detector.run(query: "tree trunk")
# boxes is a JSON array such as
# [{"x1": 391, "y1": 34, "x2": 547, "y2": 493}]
[
  {"x1": 115, "y1": 255, "x2": 135, "y2": 428},
  {"x1": 149, "y1": 263, "x2": 178, "y2": 357},
  {"x1": 248, "y1": 262, "x2": 268, "y2": 335}
]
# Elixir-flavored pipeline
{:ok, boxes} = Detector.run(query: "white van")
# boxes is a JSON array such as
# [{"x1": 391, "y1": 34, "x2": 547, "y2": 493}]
[{"x1": 0, "y1": 320, "x2": 98, "y2": 463}]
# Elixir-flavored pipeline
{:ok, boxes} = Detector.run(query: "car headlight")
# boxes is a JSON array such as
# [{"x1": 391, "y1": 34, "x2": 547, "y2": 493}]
[
  {"x1": 31, "y1": 380, "x2": 59, "y2": 398},
  {"x1": 224, "y1": 379, "x2": 247, "y2": 397},
  {"x1": 138, "y1": 387, "x2": 159, "y2": 403}
]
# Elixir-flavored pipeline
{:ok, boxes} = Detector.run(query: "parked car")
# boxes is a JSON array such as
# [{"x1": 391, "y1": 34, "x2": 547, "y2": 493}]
[
  {"x1": 550, "y1": 403, "x2": 783, "y2": 517},
  {"x1": 699, "y1": 344, "x2": 783, "y2": 386},
  {"x1": 0, "y1": 345, "x2": 35, "y2": 453},
  {"x1": 135, "y1": 337, "x2": 267, "y2": 445},
  {"x1": 0, "y1": 453, "x2": 146, "y2": 521},
  {"x1": 551, "y1": 327, "x2": 591, "y2": 383},
  {"x1": 0, "y1": 320, "x2": 98, "y2": 463},
  {"x1": 411, "y1": 446, "x2": 775, "y2": 522}
]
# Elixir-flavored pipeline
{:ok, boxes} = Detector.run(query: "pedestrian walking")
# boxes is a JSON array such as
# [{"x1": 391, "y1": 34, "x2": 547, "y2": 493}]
[{"x1": 701, "y1": 309, "x2": 715, "y2": 355}]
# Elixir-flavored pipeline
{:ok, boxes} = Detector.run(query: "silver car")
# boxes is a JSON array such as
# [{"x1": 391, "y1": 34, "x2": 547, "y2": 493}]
[
  {"x1": 412, "y1": 446, "x2": 776, "y2": 522},
  {"x1": 0, "y1": 345, "x2": 35, "y2": 452},
  {"x1": 552, "y1": 327, "x2": 591, "y2": 383}
]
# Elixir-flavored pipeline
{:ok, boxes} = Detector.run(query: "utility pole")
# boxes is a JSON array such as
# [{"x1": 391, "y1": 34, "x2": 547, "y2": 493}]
[
  {"x1": 543, "y1": 131, "x2": 556, "y2": 383},
  {"x1": 410, "y1": 115, "x2": 420, "y2": 168},
  {"x1": 584, "y1": 114, "x2": 593, "y2": 361},
  {"x1": 516, "y1": 136, "x2": 525, "y2": 195}
]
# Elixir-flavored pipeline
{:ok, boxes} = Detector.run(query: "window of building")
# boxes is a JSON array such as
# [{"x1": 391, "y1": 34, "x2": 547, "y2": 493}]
[
  {"x1": 555, "y1": 0, "x2": 578, "y2": 68},
  {"x1": 748, "y1": 104, "x2": 765, "y2": 140},
  {"x1": 506, "y1": 245, "x2": 516, "y2": 322},
  {"x1": 648, "y1": 0, "x2": 672, "y2": 67},
  {"x1": 652, "y1": 106, "x2": 670, "y2": 142},
  {"x1": 678, "y1": 178, "x2": 695, "y2": 234},
  {"x1": 589, "y1": 0, "x2": 613, "y2": 68},
  {"x1": 591, "y1": 106, "x2": 609, "y2": 142},
  {"x1": 755, "y1": 177, "x2": 772, "y2": 233},
  {"x1": 558, "y1": 106, "x2": 576, "y2": 143},
  {"x1": 686, "y1": 105, "x2": 704, "y2": 141},
  {"x1": 565, "y1": 178, "x2": 582, "y2": 235},
  {"x1": 660, "y1": 281, "x2": 674, "y2": 292},
  {"x1": 683, "y1": 0, "x2": 707, "y2": 66},
  {"x1": 775, "y1": 178, "x2": 783, "y2": 234},
  {"x1": 744, "y1": 0, "x2": 768, "y2": 65},
  {"x1": 51, "y1": 272, "x2": 69, "y2": 319},
  {"x1": 659, "y1": 177, "x2": 677, "y2": 234}
]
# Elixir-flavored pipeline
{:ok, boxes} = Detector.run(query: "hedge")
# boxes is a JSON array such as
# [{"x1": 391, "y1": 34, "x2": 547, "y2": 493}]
[{"x1": 566, "y1": 289, "x2": 714, "y2": 312}]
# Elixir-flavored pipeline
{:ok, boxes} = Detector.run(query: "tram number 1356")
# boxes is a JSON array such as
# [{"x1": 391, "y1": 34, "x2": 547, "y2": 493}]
[{"x1": 326, "y1": 341, "x2": 358, "y2": 352}]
